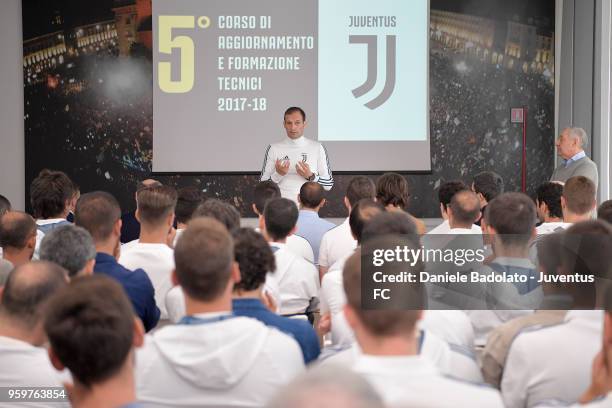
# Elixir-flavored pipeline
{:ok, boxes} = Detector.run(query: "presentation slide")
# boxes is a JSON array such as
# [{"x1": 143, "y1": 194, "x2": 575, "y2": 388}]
[{"x1": 152, "y1": 0, "x2": 430, "y2": 172}]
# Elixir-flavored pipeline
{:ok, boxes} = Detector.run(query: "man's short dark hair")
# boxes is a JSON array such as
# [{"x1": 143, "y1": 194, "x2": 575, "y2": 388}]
[
  {"x1": 343, "y1": 237, "x2": 424, "y2": 336},
  {"x1": 44, "y1": 275, "x2": 135, "y2": 388},
  {"x1": 174, "y1": 218, "x2": 234, "y2": 302},
  {"x1": 563, "y1": 176, "x2": 596, "y2": 215},
  {"x1": 284, "y1": 106, "x2": 306, "y2": 121},
  {"x1": 598, "y1": 200, "x2": 612, "y2": 224},
  {"x1": 75, "y1": 191, "x2": 121, "y2": 242},
  {"x1": 30, "y1": 169, "x2": 75, "y2": 219},
  {"x1": 40, "y1": 225, "x2": 96, "y2": 277},
  {"x1": 253, "y1": 181, "x2": 281, "y2": 214},
  {"x1": 346, "y1": 176, "x2": 376, "y2": 208},
  {"x1": 264, "y1": 198, "x2": 299, "y2": 241},
  {"x1": 136, "y1": 185, "x2": 178, "y2": 227},
  {"x1": 175, "y1": 187, "x2": 206, "y2": 224},
  {"x1": 560, "y1": 221, "x2": 612, "y2": 308},
  {"x1": 1, "y1": 261, "x2": 68, "y2": 328},
  {"x1": 376, "y1": 173, "x2": 410, "y2": 210},
  {"x1": 472, "y1": 171, "x2": 504, "y2": 203},
  {"x1": 0, "y1": 194, "x2": 11, "y2": 216},
  {"x1": 361, "y1": 211, "x2": 417, "y2": 244},
  {"x1": 438, "y1": 181, "x2": 467, "y2": 210},
  {"x1": 193, "y1": 199, "x2": 240, "y2": 232},
  {"x1": 0, "y1": 211, "x2": 37, "y2": 249},
  {"x1": 349, "y1": 199, "x2": 385, "y2": 244},
  {"x1": 484, "y1": 192, "x2": 536, "y2": 247},
  {"x1": 232, "y1": 228, "x2": 276, "y2": 292},
  {"x1": 450, "y1": 190, "x2": 481, "y2": 225},
  {"x1": 299, "y1": 182, "x2": 325, "y2": 209},
  {"x1": 536, "y1": 182, "x2": 564, "y2": 219}
]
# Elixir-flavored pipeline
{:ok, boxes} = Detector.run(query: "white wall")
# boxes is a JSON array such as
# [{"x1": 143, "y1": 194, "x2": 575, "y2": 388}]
[{"x1": 0, "y1": 0, "x2": 24, "y2": 210}]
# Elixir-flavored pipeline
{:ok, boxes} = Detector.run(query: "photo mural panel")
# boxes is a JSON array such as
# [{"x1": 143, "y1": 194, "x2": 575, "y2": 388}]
[{"x1": 22, "y1": 0, "x2": 555, "y2": 217}]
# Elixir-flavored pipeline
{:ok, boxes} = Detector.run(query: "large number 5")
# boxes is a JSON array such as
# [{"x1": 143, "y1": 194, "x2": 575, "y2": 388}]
[{"x1": 158, "y1": 16, "x2": 195, "y2": 93}]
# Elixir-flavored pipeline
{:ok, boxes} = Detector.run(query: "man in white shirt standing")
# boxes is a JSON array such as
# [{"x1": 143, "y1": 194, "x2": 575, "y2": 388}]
[
  {"x1": 262, "y1": 198, "x2": 319, "y2": 316},
  {"x1": 136, "y1": 218, "x2": 304, "y2": 407},
  {"x1": 0, "y1": 261, "x2": 69, "y2": 408},
  {"x1": 120, "y1": 185, "x2": 177, "y2": 319},
  {"x1": 336, "y1": 236, "x2": 503, "y2": 407},
  {"x1": 0, "y1": 211, "x2": 37, "y2": 268},
  {"x1": 319, "y1": 176, "x2": 376, "y2": 277},
  {"x1": 260, "y1": 107, "x2": 333, "y2": 202}
]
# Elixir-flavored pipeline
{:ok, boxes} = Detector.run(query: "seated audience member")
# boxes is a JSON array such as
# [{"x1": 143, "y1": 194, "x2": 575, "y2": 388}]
[
  {"x1": 501, "y1": 220, "x2": 612, "y2": 408},
  {"x1": 535, "y1": 181, "x2": 565, "y2": 234},
  {"x1": 120, "y1": 185, "x2": 177, "y2": 319},
  {"x1": 319, "y1": 176, "x2": 376, "y2": 277},
  {"x1": 174, "y1": 186, "x2": 205, "y2": 246},
  {"x1": 320, "y1": 199, "x2": 385, "y2": 345},
  {"x1": 445, "y1": 190, "x2": 482, "y2": 233},
  {"x1": 468, "y1": 192, "x2": 540, "y2": 346},
  {"x1": 136, "y1": 218, "x2": 304, "y2": 407},
  {"x1": 232, "y1": 228, "x2": 320, "y2": 364},
  {"x1": 0, "y1": 211, "x2": 37, "y2": 268},
  {"x1": 561, "y1": 176, "x2": 597, "y2": 225},
  {"x1": 375, "y1": 172, "x2": 426, "y2": 234},
  {"x1": 75, "y1": 191, "x2": 160, "y2": 332},
  {"x1": 267, "y1": 365, "x2": 385, "y2": 408},
  {"x1": 30, "y1": 169, "x2": 76, "y2": 257},
  {"x1": 120, "y1": 179, "x2": 162, "y2": 244},
  {"x1": 263, "y1": 198, "x2": 319, "y2": 316},
  {"x1": 334, "y1": 238, "x2": 503, "y2": 407},
  {"x1": 252, "y1": 180, "x2": 315, "y2": 263},
  {"x1": 193, "y1": 198, "x2": 240, "y2": 232},
  {"x1": 428, "y1": 180, "x2": 480, "y2": 234},
  {"x1": 39, "y1": 225, "x2": 96, "y2": 278},
  {"x1": 471, "y1": 171, "x2": 504, "y2": 226},
  {"x1": 481, "y1": 232, "x2": 568, "y2": 388},
  {"x1": 45, "y1": 275, "x2": 144, "y2": 408},
  {"x1": 0, "y1": 261, "x2": 69, "y2": 404},
  {"x1": 295, "y1": 182, "x2": 335, "y2": 264},
  {"x1": 598, "y1": 200, "x2": 612, "y2": 224}
]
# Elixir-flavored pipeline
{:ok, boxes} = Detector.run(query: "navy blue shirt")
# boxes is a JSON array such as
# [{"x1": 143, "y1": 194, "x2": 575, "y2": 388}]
[
  {"x1": 94, "y1": 253, "x2": 160, "y2": 331},
  {"x1": 120, "y1": 211, "x2": 141, "y2": 244},
  {"x1": 232, "y1": 298, "x2": 321, "y2": 364}
]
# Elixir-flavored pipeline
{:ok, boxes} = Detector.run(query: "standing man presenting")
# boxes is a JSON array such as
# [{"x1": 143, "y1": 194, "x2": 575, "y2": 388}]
[
  {"x1": 260, "y1": 107, "x2": 334, "y2": 201},
  {"x1": 551, "y1": 127, "x2": 599, "y2": 187}
]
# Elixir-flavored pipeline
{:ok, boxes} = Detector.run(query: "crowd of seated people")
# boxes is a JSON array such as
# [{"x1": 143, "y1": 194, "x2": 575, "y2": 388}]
[{"x1": 0, "y1": 168, "x2": 611, "y2": 408}]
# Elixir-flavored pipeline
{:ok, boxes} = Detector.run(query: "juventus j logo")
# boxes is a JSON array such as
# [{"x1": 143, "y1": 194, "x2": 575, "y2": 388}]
[
  {"x1": 301, "y1": 153, "x2": 308, "y2": 162},
  {"x1": 349, "y1": 35, "x2": 397, "y2": 110}
]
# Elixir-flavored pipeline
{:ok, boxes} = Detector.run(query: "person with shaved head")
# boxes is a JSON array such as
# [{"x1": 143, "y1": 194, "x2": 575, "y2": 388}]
[
  {"x1": 0, "y1": 261, "x2": 69, "y2": 402},
  {"x1": 446, "y1": 189, "x2": 482, "y2": 233},
  {"x1": 295, "y1": 181, "x2": 335, "y2": 264},
  {"x1": 0, "y1": 211, "x2": 37, "y2": 268}
]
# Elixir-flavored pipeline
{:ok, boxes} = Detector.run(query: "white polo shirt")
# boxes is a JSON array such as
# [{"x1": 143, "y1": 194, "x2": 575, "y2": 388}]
[
  {"x1": 269, "y1": 243, "x2": 319, "y2": 315},
  {"x1": 502, "y1": 310, "x2": 603, "y2": 408},
  {"x1": 119, "y1": 240, "x2": 174, "y2": 319},
  {"x1": 318, "y1": 218, "x2": 357, "y2": 270},
  {"x1": 0, "y1": 336, "x2": 70, "y2": 408},
  {"x1": 353, "y1": 354, "x2": 503, "y2": 407},
  {"x1": 320, "y1": 252, "x2": 354, "y2": 345},
  {"x1": 420, "y1": 310, "x2": 476, "y2": 350},
  {"x1": 427, "y1": 220, "x2": 482, "y2": 235},
  {"x1": 535, "y1": 393, "x2": 612, "y2": 407}
]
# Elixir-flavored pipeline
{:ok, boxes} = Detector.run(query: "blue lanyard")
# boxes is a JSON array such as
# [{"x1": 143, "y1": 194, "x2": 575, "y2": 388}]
[{"x1": 178, "y1": 314, "x2": 235, "y2": 325}]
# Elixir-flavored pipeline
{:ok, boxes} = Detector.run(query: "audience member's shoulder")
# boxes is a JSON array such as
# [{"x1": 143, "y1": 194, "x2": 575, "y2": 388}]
[{"x1": 438, "y1": 374, "x2": 504, "y2": 404}]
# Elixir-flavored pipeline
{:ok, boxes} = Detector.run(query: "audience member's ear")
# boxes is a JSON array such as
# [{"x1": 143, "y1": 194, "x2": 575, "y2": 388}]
[
  {"x1": 113, "y1": 218, "x2": 122, "y2": 238},
  {"x1": 133, "y1": 317, "x2": 145, "y2": 348},
  {"x1": 171, "y1": 269, "x2": 179, "y2": 287},
  {"x1": 0, "y1": 286, "x2": 4, "y2": 302},
  {"x1": 259, "y1": 215, "x2": 265, "y2": 233},
  {"x1": 27, "y1": 234, "x2": 37, "y2": 249},
  {"x1": 48, "y1": 348, "x2": 66, "y2": 372},
  {"x1": 297, "y1": 194, "x2": 302, "y2": 206},
  {"x1": 560, "y1": 196, "x2": 567, "y2": 211},
  {"x1": 230, "y1": 261, "x2": 241, "y2": 284},
  {"x1": 135, "y1": 208, "x2": 141, "y2": 223},
  {"x1": 343, "y1": 196, "x2": 351, "y2": 211},
  {"x1": 166, "y1": 212, "x2": 174, "y2": 228},
  {"x1": 320, "y1": 198, "x2": 327, "y2": 208},
  {"x1": 343, "y1": 304, "x2": 359, "y2": 330},
  {"x1": 83, "y1": 259, "x2": 95, "y2": 276},
  {"x1": 440, "y1": 203, "x2": 447, "y2": 219},
  {"x1": 251, "y1": 204, "x2": 260, "y2": 216}
]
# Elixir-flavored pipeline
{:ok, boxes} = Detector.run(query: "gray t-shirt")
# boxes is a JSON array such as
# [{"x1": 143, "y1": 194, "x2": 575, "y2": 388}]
[{"x1": 551, "y1": 155, "x2": 598, "y2": 187}]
